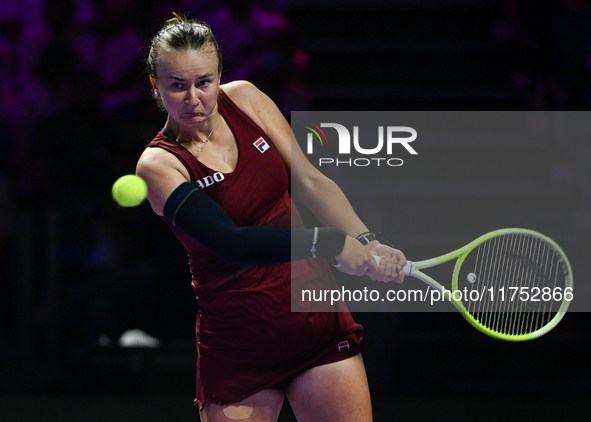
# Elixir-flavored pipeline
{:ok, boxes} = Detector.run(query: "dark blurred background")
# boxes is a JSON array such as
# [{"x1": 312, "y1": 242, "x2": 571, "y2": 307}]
[{"x1": 1, "y1": 0, "x2": 590, "y2": 421}]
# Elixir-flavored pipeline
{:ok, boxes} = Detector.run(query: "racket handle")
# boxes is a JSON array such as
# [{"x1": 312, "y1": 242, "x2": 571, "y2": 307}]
[
  {"x1": 373, "y1": 256, "x2": 414, "y2": 276},
  {"x1": 402, "y1": 261, "x2": 414, "y2": 276}
]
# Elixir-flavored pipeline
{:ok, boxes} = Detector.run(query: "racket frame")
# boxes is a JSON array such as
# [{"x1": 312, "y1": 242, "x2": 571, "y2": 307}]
[{"x1": 401, "y1": 228, "x2": 573, "y2": 341}]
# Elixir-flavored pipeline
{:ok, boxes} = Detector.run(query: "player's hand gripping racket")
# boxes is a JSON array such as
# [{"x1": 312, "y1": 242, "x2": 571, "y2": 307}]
[{"x1": 375, "y1": 228, "x2": 573, "y2": 341}]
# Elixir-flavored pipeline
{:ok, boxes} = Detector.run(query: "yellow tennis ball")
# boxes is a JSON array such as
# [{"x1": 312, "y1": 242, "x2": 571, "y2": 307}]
[{"x1": 112, "y1": 175, "x2": 148, "y2": 207}]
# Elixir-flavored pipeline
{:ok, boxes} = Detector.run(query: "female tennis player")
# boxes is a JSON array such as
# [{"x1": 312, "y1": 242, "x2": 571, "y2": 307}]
[{"x1": 136, "y1": 13, "x2": 406, "y2": 422}]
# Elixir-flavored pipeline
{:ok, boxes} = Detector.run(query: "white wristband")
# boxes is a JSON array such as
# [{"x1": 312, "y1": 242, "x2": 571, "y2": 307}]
[{"x1": 310, "y1": 227, "x2": 318, "y2": 258}]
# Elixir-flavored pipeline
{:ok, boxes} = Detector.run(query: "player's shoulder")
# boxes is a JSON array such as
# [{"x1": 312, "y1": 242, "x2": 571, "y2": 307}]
[
  {"x1": 221, "y1": 79, "x2": 260, "y2": 97},
  {"x1": 138, "y1": 144, "x2": 170, "y2": 163},
  {"x1": 137, "y1": 144, "x2": 180, "y2": 174},
  {"x1": 221, "y1": 80, "x2": 266, "y2": 109},
  {"x1": 220, "y1": 80, "x2": 278, "y2": 132}
]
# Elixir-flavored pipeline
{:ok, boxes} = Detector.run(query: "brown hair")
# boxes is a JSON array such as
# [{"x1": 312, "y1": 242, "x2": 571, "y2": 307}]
[{"x1": 147, "y1": 13, "x2": 223, "y2": 108}]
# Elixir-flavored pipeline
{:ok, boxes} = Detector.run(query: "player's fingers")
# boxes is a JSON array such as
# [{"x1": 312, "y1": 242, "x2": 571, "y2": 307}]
[
  {"x1": 367, "y1": 255, "x2": 385, "y2": 280},
  {"x1": 370, "y1": 255, "x2": 396, "y2": 282},
  {"x1": 378, "y1": 255, "x2": 393, "y2": 282},
  {"x1": 363, "y1": 251, "x2": 378, "y2": 277},
  {"x1": 386, "y1": 259, "x2": 402, "y2": 283},
  {"x1": 393, "y1": 269, "x2": 405, "y2": 283},
  {"x1": 366, "y1": 254, "x2": 382, "y2": 280},
  {"x1": 380, "y1": 254, "x2": 391, "y2": 272},
  {"x1": 394, "y1": 251, "x2": 407, "y2": 274}
]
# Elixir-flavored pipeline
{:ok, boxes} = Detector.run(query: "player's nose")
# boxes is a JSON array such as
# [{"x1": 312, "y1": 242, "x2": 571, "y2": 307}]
[{"x1": 185, "y1": 86, "x2": 200, "y2": 105}]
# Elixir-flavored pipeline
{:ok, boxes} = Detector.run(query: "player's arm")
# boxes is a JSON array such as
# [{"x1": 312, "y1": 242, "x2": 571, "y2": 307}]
[
  {"x1": 136, "y1": 147, "x2": 362, "y2": 269},
  {"x1": 224, "y1": 81, "x2": 405, "y2": 282},
  {"x1": 136, "y1": 147, "x2": 190, "y2": 216}
]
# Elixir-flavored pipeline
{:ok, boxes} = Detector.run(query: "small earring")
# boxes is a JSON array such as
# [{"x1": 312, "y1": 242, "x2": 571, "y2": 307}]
[{"x1": 154, "y1": 91, "x2": 159, "y2": 99}]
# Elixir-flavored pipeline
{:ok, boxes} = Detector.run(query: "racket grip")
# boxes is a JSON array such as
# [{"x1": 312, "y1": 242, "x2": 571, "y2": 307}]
[
  {"x1": 373, "y1": 256, "x2": 415, "y2": 276},
  {"x1": 402, "y1": 261, "x2": 414, "y2": 276}
]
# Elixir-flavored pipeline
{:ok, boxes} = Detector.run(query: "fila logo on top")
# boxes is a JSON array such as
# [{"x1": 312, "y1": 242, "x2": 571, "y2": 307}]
[
  {"x1": 337, "y1": 340, "x2": 350, "y2": 352},
  {"x1": 253, "y1": 137, "x2": 270, "y2": 153}
]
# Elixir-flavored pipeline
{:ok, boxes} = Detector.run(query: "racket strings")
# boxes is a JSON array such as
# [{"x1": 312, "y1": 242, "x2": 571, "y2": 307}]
[{"x1": 460, "y1": 233, "x2": 568, "y2": 336}]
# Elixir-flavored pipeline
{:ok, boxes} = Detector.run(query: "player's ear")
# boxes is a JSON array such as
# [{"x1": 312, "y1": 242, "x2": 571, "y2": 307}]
[
  {"x1": 150, "y1": 75, "x2": 161, "y2": 99},
  {"x1": 150, "y1": 75, "x2": 158, "y2": 90}
]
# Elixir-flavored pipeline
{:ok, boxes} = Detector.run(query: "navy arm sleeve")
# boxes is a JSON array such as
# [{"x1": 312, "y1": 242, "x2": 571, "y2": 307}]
[{"x1": 163, "y1": 182, "x2": 346, "y2": 265}]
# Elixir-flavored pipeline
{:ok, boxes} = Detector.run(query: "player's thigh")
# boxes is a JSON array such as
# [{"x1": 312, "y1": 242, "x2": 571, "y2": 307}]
[
  {"x1": 286, "y1": 353, "x2": 372, "y2": 422},
  {"x1": 199, "y1": 389, "x2": 284, "y2": 422}
]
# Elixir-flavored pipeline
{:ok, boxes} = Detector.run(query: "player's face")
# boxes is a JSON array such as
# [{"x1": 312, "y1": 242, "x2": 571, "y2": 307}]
[{"x1": 153, "y1": 46, "x2": 221, "y2": 128}]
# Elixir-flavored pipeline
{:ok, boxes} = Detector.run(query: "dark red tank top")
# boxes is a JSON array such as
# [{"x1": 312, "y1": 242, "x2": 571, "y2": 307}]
[
  {"x1": 146, "y1": 89, "x2": 361, "y2": 408},
  {"x1": 147, "y1": 88, "x2": 294, "y2": 287}
]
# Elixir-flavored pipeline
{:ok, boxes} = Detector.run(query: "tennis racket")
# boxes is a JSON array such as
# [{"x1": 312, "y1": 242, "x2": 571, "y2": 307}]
[{"x1": 375, "y1": 228, "x2": 573, "y2": 341}]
